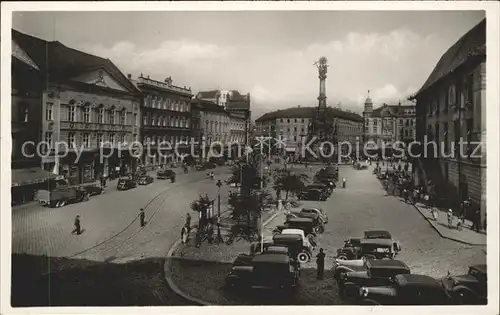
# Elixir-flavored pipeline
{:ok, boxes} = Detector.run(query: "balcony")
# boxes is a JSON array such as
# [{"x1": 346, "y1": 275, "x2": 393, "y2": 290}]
[{"x1": 60, "y1": 121, "x2": 133, "y2": 133}]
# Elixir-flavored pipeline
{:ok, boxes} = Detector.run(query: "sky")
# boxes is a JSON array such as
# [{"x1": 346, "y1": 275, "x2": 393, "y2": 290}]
[{"x1": 13, "y1": 10, "x2": 485, "y2": 120}]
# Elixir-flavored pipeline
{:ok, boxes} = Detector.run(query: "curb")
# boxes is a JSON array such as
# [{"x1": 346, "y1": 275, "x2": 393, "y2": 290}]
[
  {"x1": 412, "y1": 204, "x2": 486, "y2": 247},
  {"x1": 163, "y1": 209, "x2": 281, "y2": 305}
]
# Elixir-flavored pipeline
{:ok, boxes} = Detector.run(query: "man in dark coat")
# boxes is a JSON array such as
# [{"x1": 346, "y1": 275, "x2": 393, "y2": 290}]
[
  {"x1": 140, "y1": 208, "x2": 146, "y2": 227},
  {"x1": 72, "y1": 215, "x2": 81, "y2": 235},
  {"x1": 316, "y1": 248, "x2": 325, "y2": 280}
]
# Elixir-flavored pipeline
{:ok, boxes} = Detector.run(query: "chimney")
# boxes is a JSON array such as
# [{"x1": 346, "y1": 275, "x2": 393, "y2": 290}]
[
  {"x1": 127, "y1": 74, "x2": 132, "y2": 79},
  {"x1": 298, "y1": 105, "x2": 301, "y2": 108}
]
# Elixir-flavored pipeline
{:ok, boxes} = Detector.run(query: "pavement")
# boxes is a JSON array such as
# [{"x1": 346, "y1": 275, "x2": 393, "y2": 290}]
[
  {"x1": 412, "y1": 202, "x2": 486, "y2": 246},
  {"x1": 170, "y1": 163, "x2": 486, "y2": 281},
  {"x1": 11, "y1": 165, "x2": 236, "y2": 263}
]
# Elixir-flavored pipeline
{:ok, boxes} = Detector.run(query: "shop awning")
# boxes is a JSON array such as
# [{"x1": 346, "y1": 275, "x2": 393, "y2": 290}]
[{"x1": 11, "y1": 168, "x2": 63, "y2": 187}]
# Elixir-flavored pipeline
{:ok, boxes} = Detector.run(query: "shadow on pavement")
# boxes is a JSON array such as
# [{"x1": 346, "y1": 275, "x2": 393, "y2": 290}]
[
  {"x1": 169, "y1": 257, "x2": 342, "y2": 305},
  {"x1": 11, "y1": 254, "x2": 192, "y2": 306}
]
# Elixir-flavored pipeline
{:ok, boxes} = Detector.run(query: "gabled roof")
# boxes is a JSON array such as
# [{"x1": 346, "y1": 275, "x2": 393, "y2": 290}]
[
  {"x1": 197, "y1": 90, "x2": 220, "y2": 99},
  {"x1": 414, "y1": 18, "x2": 486, "y2": 98},
  {"x1": 12, "y1": 29, "x2": 139, "y2": 94},
  {"x1": 255, "y1": 106, "x2": 363, "y2": 122},
  {"x1": 370, "y1": 103, "x2": 415, "y2": 118}
]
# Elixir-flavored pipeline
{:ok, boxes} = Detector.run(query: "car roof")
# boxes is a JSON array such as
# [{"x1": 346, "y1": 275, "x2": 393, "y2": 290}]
[
  {"x1": 364, "y1": 230, "x2": 392, "y2": 239},
  {"x1": 394, "y1": 274, "x2": 440, "y2": 288},
  {"x1": 273, "y1": 234, "x2": 302, "y2": 241},
  {"x1": 286, "y1": 217, "x2": 314, "y2": 223},
  {"x1": 360, "y1": 238, "x2": 394, "y2": 246},
  {"x1": 252, "y1": 253, "x2": 290, "y2": 264},
  {"x1": 302, "y1": 207, "x2": 321, "y2": 212},
  {"x1": 366, "y1": 259, "x2": 409, "y2": 270},
  {"x1": 282, "y1": 228, "x2": 305, "y2": 235},
  {"x1": 470, "y1": 264, "x2": 487, "y2": 274}
]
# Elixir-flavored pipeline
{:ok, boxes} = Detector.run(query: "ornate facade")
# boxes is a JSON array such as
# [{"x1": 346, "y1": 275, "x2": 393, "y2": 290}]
[
  {"x1": 412, "y1": 19, "x2": 486, "y2": 229},
  {"x1": 133, "y1": 74, "x2": 192, "y2": 166}
]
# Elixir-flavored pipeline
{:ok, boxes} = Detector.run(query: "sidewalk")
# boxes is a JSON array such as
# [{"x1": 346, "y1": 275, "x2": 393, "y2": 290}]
[{"x1": 413, "y1": 202, "x2": 486, "y2": 246}]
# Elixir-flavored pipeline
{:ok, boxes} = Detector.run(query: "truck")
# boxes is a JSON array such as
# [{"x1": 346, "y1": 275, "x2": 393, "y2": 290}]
[{"x1": 35, "y1": 179, "x2": 91, "y2": 208}]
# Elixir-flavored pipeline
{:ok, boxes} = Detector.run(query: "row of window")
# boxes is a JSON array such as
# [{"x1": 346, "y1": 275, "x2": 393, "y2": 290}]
[
  {"x1": 280, "y1": 118, "x2": 306, "y2": 123},
  {"x1": 47, "y1": 103, "x2": 136, "y2": 126},
  {"x1": 145, "y1": 95, "x2": 190, "y2": 112},
  {"x1": 145, "y1": 135, "x2": 190, "y2": 144},
  {"x1": 427, "y1": 74, "x2": 474, "y2": 116},
  {"x1": 144, "y1": 115, "x2": 190, "y2": 128},
  {"x1": 43, "y1": 132, "x2": 133, "y2": 148}
]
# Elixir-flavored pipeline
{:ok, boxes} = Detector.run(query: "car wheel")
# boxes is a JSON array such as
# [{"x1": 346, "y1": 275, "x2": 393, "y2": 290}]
[
  {"x1": 297, "y1": 252, "x2": 309, "y2": 263},
  {"x1": 453, "y1": 289, "x2": 473, "y2": 305},
  {"x1": 59, "y1": 200, "x2": 66, "y2": 207},
  {"x1": 343, "y1": 283, "x2": 359, "y2": 299},
  {"x1": 314, "y1": 225, "x2": 325, "y2": 234},
  {"x1": 361, "y1": 299, "x2": 380, "y2": 305}
]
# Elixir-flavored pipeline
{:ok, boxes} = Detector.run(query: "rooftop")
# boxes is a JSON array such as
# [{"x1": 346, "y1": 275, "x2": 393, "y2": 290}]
[
  {"x1": 414, "y1": 18, "x2": 486, "y2": 98},
  {"x1": 12, "y1": 29, "x2": 139, "y2": 94},
  {"x1": 255, "y1": 106, "x2": 364, "y2": 122}
]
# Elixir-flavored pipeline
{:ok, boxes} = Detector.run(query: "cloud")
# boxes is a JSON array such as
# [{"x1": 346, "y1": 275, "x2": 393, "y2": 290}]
[{"x1": 81, "y1": 27, "x2": 441, "y2": 119}]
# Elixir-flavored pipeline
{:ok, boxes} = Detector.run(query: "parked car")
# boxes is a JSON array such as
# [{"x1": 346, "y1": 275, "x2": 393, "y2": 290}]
[
  {"x1": 157, "y1": 169, "x2": 175, "y2": 180},
  {"x1": 225, "y1": 253, "x2": 300, "y2": 290},
  {"x1": 332, "y1": 257, "x2": 368, "y2": 281},
  {"x1": 298, "y1": 188, "x2": 328, "y2": 201},
  {"x1": 273, "y1": 233, "x2": 313, "y2": 264},
  {"x1": 441, "y1": 264, "x2": 487, "y2": 305},
  {"x1": 273, "y1": 217, "x2": 322, "y2": 239},
  {"x1": 339, "y1": 259, "x2": 411, "y2": 299},
  {"x1": 82, "y1": 184, "x2": 104, "y2": 196},
  {"x1": 138, "y1": 175, "x2": 154, "y2": 185},
  {"x1": 336, "y1": 238, "x2": 399, "y2": 260},
  {"x1": 235, "y1": 244, "x2": 292, "y2": 267},
  {"x1": 300, "y1": 207, "x2": 328, "y2": 224},
  {"x1": 286, "y1": 213, "x2": 325, "y2": 230},
  {"x1": 358, "y1": 274, "x2": 452, "y2": 305},
  {"x1": 117, "y1": 178, "x2": 137, "y2": 191},
  {"x1": 36, "y1": 186, "x2": 90, "y2": 208}
]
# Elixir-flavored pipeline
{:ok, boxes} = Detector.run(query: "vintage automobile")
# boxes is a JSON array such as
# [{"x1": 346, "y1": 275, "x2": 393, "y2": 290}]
[
  {"x1": 336, "y1": 238, "x2": 399, "y2": 260},
  {"x1": 358, "y1": 274, "x2": 452, "y2": 305},
  {"x1": 117, "y1": 178, "x2": 137, "y2": 191},
  {"x1": 364, "y1": 230, "x2": 393, "y2": 240},
  {"x1": 225, "y1": 253, "x2": 300, "y2": 290},
  {"x1": 305, "y1": 183, "x2": 332, "y2": 195},
  {"x1": 281, "y1": 228, "x2": 315, "y2": 251},
  {"x1": 332, "y1": 257, "x2": 368, "y2": 281},
  {"x1": 300, "y1": 207, "x2": 328, "y2": 224},
  {"x1": 233, "y1": 244, "x2": 290, "y2": 267},
  {"x1": 441, "y1": 264, "x2": 487, "y2": 305},
  {"x1": 82, "y1": 184, "x2": 103, "y2": 196},
  {"x1": 157, "y1": 169, "x2": 175, "y2": 180},
  {"x1": 286, "y1": 213, "x2": 326, "y2": 229},
  {"x1": 298, "y1": 188, "x2": 328, "y2": 201},
  {"x1": 339, "y1": 259, "x2": 411, "y2": 299},
  {"x1": 273, "y1": 233, "x2": 313, "y2": 263},
  {"x1": 273, "y1": 217, "x2": 323, "y2": 238},
  {"x1": 138, "y1": 175, "x2": 154, "y2": 185}
]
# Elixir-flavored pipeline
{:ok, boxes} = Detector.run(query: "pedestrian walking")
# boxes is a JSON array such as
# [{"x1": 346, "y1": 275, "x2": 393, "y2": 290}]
[
  {"x1": 140, "y1": 208, "x2": 146, "y2": 227},
  {"x1": 447, "y1": 209, "x2": 454, "y2": 229},
  {"x1": 471, "y1": 208, "x2": 481, "y2": 232},
  {"x1": 186, "y1": 213, "x2": 192, "y2": 233},
  {"x1": 72, "y1": 215, "x2": 81, "y2": 235},
  {"x1": 342, "y1": 177, "x2": 347, "y2": 188},
  {"x1": 181, "y1": 225, "x2": 189, "y2": 244},
  {"x1": 316, "y1": 248, "x2": 325, "y2": 280}
]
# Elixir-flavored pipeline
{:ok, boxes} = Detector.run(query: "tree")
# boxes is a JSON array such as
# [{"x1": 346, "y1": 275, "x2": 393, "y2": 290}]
[
  {"x1": 190, "y1": 193, "x2": 213, "y2": 227},
  {"x1": 228, "y1": 190, "x2": 270, "y2": 228},
  {"x1": 226, "y1": 160, "x2": 261, "y2": 196},
  {"x1": 273, "y1": 168, "x2": 309, "y2": 200}
]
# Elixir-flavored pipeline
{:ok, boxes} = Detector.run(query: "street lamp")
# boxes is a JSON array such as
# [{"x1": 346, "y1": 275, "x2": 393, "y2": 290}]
[{"x1": 216, "y1": 179, "x2": 223, "y2": 242}]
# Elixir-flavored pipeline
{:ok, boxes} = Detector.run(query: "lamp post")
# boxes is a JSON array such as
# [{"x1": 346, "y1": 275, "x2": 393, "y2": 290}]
[{"x1": 216, "y1": 179, "x2": 223, "y2": 241}]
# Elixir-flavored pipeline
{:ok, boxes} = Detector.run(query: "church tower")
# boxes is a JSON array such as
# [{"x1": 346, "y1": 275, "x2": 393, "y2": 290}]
[{"x1": 363, "y1": 90, "x2": 373, "y2": 118}]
